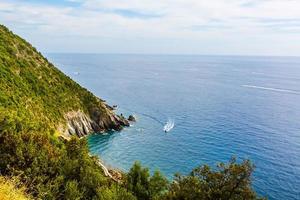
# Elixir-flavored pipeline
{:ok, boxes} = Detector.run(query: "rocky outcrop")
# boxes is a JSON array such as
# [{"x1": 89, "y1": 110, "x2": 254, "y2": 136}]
[
  {"x1": 61, "y1": 108, "x2": 129, "y2": 139},
  {"x1": 128, "y1": 115, "x2": 136, "y2": 122}
]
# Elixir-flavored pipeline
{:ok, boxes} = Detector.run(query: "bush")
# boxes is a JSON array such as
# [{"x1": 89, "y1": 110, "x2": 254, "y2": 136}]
[{"x1": 96, "y1": 185, "x2": 136, "y2": 200}]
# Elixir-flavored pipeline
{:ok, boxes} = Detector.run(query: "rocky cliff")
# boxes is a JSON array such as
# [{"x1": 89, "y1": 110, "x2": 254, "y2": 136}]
[{"x1": 62, "y1": 109, "x2": 129, "y2": 139}]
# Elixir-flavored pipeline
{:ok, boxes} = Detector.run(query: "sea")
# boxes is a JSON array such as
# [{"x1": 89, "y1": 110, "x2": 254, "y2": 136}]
[{"x1": 48, "y1": 54, "x2": 300, "y2": 200}]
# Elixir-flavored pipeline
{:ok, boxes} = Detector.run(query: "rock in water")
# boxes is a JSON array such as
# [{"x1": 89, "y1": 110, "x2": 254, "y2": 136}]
[{"x1": 128, "y1": 115, "x2": 136, "y2": 122}]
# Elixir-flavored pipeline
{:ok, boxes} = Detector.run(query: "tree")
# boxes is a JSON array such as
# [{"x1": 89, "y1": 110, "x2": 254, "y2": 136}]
[
  {"x1": 126, "y1": 162, "x2": 169, "y2": 200},
  {"x1": 62, "y1": 137, "x2": 108, "y2": 198},
  {"x1": 163, "y1": 158, "x2": 265, "y2": 200},
  {"x1": 126, "y1": 161, "x2": 150, "y2": 200},
  {"x1": 149, "y1": 170, "x2": 169, "y2": 199}
]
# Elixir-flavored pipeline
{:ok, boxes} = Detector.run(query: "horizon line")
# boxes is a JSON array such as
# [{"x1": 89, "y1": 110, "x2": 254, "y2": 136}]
[{"x1": 45, "y1": 52, "x2": 300, "y2": 58}]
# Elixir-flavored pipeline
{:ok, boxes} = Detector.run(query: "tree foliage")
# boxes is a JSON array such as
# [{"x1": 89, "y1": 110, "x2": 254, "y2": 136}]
[
  {"x1": 126, "y1": 161, "x2": 169, "y2": 200},
  {"x1": 163, "y1": 158, "x2": 265, "y2": 200}
]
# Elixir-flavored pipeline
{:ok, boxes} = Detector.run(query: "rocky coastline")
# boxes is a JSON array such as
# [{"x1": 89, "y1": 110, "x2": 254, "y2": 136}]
[{"x1": 59, "y1": 103, "x2": 132, "y2": 139}]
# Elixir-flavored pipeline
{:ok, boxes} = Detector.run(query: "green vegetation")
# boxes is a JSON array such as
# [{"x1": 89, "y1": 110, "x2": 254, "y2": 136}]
[
  {"x1": 126, "y1": 162, "x2": 169, "y2": 200},
  {"x1": 0, "y1": 24, "x2": 264, "y2": 199},
  {"x1": 0, "y1": 176, "x2": 32, "y2": 200},
  {"x1": 0, "y1": 24, "x2": 114, "y2": 136},
  {"x1": 124, "y1": 160, "x2": 264, "y2": 200},
  {"x1": 0, "y1": 120, "x2": 126, "y2": 199},
  {"x1": 0, "y1": 23, "x2": 131, "y2": 199},
  {"x1": 164, "y1": 158, "x2": 265, "y2": 200}
]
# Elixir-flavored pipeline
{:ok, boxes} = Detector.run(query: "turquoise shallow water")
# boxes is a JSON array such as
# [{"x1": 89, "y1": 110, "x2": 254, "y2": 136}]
[{"x1": 48, "y1": 54, "x2": 300, "y2": 200}]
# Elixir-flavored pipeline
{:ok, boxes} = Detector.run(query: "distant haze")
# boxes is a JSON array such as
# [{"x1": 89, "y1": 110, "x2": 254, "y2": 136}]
[{"x1": 1, "y1": 0, "x2": 300, "y2": 56}]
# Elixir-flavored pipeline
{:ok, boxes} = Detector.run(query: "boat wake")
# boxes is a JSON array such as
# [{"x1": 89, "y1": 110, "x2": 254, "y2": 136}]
[
  {"x1": 242, "y1": 85, "x2": 300, "y2": 95},
  {"x1": 121, "y1": 107, "x2": 175, "y2": 132},
  {"x1": 122, "y1": 107, "x2": 164, "y2": 126},
  {"x1": 163, "y1": 119, "x2": 175, "y2": 132}
]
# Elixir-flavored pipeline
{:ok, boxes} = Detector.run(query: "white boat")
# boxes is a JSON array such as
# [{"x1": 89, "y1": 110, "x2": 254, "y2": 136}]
[{"x1": 163, "y1": 119, "x2": 174, "y2": 132}]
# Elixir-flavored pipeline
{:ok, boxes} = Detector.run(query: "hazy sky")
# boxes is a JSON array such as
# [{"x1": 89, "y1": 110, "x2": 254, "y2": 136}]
[{"x1": 0, "y1": 0, "x2": 300, "y2": 56}]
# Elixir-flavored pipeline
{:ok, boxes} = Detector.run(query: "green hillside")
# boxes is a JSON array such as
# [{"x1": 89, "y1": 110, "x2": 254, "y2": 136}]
[
  {"x1": 0, "y1": 24, "x2": 133, "y2": 199},
  {"x1": 0, "y1": 24, "x2": 128, "y2": 139}
]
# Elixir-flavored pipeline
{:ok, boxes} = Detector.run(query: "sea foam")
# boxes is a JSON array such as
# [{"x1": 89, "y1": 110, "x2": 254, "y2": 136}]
[{"x1": 242, "y1": 85, "x2": 300, "y2": 95}]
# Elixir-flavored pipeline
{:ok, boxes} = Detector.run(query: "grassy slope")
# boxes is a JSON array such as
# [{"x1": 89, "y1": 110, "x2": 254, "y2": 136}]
[
  {"x1": 0, "y1": 176, "x2": 32, "y2": 200},
  {"x1": 0, "y1": 24, "x2": 111, "y2": 135}
]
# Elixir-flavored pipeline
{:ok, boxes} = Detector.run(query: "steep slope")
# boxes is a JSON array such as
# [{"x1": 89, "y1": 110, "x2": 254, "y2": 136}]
[{"x1": 0, "y1": 25, "x2": 129, "y2": 139}]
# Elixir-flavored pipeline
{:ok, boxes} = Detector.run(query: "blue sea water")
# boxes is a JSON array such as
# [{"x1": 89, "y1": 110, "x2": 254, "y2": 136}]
[{"x1": 48, "y1": 54, "x2": 300, "y2": 200}]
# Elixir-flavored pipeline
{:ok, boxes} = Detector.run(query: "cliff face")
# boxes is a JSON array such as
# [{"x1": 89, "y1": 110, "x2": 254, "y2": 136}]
[
  {"x1": 0, "y1": 25, "x2": 129, "y2": 138},
  {"x1": 62, "y1": 110, "x2": 129, "y2": 139}
]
